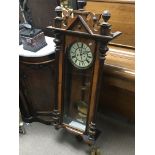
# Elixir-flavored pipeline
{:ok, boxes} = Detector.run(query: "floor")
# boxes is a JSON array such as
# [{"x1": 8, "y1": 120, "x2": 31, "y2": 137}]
[{"x1": 19, "y1": 114, "x2": 135, "y2": 155}]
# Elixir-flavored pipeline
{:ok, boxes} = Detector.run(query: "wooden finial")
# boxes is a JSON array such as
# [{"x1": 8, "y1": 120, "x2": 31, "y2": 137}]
[
  {"x1": 92, "y1": 14, "x2": 101, "y2": 31},
  {"x1": 93, "y1": 16, "x2": 97, "y2": 25},
  {"x1": 100, "y1": 10, "x2": 111, "y2": 35},
  {"x1": 77, "y1": 0, "x2": 87, "y2": 11},
  {"x1": 55, "y1": 6, "x2": 62, "y2": 15},
  {"x1": 102, "y1": 10, "x2": 111, "y2": 23},
  {"x1": 54, "y1": 6, "x2": 63, "y2": 28}
]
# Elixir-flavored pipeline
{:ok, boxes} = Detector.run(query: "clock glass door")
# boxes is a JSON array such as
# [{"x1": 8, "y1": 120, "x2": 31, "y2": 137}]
[{"x1": 62, "y1": 37, "x2": 96, "y2": 132}]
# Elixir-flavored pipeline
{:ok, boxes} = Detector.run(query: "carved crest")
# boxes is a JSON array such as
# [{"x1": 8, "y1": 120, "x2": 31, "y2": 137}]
[
  {"x1": 67, "y1": 15, "x2": 93, "y2": 34},
  {"x1": 46, "y1": 3, "x2": 121, "y2": 42}
]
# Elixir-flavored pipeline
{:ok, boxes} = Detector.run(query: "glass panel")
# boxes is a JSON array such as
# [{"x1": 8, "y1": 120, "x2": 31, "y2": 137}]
[{"x1": 63, "y1": 40, "x2": 95, "y2": 132}]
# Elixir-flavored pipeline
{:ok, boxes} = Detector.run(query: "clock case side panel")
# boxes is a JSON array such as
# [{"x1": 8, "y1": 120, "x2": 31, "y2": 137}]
[
  {"x1": 48, "y1": 15, "x2": 119, "y2": 142},
  {"x1": 85, "y1": 40, "x2": 110, "y2": 142}
]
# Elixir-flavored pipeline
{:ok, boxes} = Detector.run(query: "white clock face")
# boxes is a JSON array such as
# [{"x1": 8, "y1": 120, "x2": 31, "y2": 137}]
[{"x1": 69, "y1": 42, "x2": 93, "y2": 69}]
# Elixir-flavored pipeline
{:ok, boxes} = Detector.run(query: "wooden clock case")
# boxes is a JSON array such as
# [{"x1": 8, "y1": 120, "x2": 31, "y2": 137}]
[{"x1": 46, "y1": 3, "x2": 121, "y2": 144}]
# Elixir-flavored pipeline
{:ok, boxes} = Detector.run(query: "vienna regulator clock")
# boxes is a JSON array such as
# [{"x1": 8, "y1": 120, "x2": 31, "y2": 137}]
[{"x1": 46, "y1": 0, "x2": 121, "y2": 148}]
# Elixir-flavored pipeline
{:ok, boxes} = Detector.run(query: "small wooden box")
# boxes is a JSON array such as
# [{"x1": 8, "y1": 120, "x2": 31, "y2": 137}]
[{"x1": 20, "y1": 29, "x2": 47, "y2": 52}]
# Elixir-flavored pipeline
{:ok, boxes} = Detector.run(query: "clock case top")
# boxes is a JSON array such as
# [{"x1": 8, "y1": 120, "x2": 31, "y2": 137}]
[{"x1": 46, "y1": 5, "x2": 121, "y2": 144}]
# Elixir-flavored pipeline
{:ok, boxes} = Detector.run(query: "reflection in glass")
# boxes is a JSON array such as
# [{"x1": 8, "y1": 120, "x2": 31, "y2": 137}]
[{"x1": 63, "y1": 50, "x2": 93, "y2": 132}]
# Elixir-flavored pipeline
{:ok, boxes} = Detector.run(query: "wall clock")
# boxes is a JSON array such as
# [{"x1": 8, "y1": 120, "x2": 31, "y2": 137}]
[
  {"x1": 68, "y1": 42, "x2": 93, "y2": 69},
  {"x1": 46, "y1": 0, "x2": 121, "y2": 153}
]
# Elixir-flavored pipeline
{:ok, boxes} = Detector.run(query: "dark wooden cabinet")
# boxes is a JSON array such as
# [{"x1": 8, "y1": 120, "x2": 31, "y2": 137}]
[{"x1": 19, "y1": 54, "x2": 55, "y2": 124}]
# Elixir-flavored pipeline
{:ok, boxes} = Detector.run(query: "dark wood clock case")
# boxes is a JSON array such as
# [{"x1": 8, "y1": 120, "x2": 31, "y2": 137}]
[{"x1": 45, "y1": 4, "x2": 121, "y2": 144}]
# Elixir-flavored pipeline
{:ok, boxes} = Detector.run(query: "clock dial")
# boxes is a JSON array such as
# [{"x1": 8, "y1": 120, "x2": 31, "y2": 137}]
[{"x1": 69, "y1": 42, "x2": 93, "y2": 69}]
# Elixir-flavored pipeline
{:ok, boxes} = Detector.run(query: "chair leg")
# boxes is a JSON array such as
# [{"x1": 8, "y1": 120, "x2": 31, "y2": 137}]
[
  {"x1": 19, "y1": 110, "x2": 26, "y2": 134},
  {"x1": 19, "y1": 125, "x2": 26, "y2": 134}
]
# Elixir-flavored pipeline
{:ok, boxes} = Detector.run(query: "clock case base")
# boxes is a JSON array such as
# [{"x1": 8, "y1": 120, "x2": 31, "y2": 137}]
[{"x1": 53, "y1": 122, "x2": 101, "y2": 145}]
